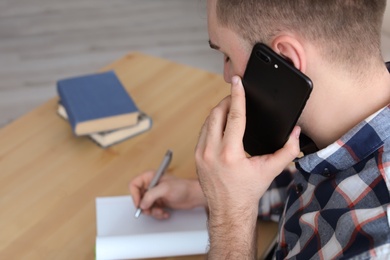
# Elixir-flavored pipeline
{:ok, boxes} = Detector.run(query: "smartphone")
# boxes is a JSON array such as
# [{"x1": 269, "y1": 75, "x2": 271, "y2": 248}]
[{"x1": 242, "y1": 43, "x2": 313, "y2": 156}]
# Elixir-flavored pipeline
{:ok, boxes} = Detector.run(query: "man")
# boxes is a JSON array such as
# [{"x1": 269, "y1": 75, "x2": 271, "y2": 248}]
[{"x1": 130, "y1": 0, "x2": 390, "y2": 258}]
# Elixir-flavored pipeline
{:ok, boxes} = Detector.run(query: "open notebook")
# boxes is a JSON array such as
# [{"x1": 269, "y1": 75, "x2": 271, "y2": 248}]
[{"x1": 95, "y1": 196, "x2": 208, "y2": 260}]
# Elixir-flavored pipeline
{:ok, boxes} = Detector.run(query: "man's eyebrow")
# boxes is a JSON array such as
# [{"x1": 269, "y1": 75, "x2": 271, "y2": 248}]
[{"x1": 208, "y1": 40, "x2": 220, "y2": 50}]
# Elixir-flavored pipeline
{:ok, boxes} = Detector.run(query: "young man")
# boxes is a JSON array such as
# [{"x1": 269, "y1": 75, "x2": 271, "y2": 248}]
[{"x1": 130, "y1": 0, "x2": 390, "y2": 258}]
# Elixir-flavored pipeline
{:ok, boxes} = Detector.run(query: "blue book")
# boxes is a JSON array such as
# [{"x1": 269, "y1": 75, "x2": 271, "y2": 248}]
[{"x1": 57, "y1": 71, "x2": 140, "y2": 136}]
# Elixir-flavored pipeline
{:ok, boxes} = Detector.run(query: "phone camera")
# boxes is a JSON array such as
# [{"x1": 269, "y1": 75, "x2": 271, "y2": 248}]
[{"x1": 256, "y1": 51, "x2": 271, "y2": 64}]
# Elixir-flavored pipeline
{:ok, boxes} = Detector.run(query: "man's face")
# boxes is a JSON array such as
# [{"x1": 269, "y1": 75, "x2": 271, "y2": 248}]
[
  {"x1": 207, "y1": 0, "x2": 312, "y2": 137},
  {"x1": 207, "y1": 0, "x2": 251, "y2": 83}
]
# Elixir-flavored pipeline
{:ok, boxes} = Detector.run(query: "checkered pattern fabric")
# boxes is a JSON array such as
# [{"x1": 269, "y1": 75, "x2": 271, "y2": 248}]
[{"x1": 259, "y1": 63, "x2": 390, "y2": 259}]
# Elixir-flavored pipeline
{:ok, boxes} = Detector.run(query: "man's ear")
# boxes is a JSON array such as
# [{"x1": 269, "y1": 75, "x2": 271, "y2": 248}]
[{"x1": 270, "y1": 36, "x2": 306, "y2": 73}]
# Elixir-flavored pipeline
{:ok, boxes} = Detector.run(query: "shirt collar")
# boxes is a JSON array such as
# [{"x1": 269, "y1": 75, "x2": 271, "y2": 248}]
[{"x1": 296, "y1": 62, "x2": 390, "y2": 175}]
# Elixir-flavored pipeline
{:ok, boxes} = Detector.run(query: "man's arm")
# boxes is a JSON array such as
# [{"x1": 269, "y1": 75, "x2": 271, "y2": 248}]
[
  {"x1": 207, "y1": 203, "x2": 259, "y2": 259},
  {"x1": 195, "y1": 76, "x2": 301, "y2": 259}
]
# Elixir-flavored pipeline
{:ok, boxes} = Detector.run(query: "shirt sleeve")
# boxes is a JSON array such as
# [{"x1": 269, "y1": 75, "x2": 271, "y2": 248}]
[{"x1": 258, "y1": 167, "x2": 295, "y2": 222}]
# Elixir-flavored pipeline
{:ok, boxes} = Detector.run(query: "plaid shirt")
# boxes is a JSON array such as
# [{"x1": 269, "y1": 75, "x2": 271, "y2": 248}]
[{"x1": 260, "y1": 62, "x2": 390, "y2": 259}]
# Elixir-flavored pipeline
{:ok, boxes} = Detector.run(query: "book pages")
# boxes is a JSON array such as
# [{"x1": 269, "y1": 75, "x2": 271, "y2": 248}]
[{"x1": 96, "y1": 196, "x2": 208, "y2": 259}]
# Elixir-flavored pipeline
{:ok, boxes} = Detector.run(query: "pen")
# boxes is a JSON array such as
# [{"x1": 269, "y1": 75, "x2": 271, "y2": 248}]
[{"x1": 134, "y1": 149, "x2": 173, "y2": 218}]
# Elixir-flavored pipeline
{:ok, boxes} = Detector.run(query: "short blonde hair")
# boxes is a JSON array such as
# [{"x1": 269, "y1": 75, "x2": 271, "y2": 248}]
[{"x1": 216, "y1": 0, "x2": 387, "y2": 66}]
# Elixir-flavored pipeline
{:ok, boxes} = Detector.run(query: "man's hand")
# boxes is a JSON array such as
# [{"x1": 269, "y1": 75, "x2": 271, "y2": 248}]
[
  {"x1": 195, "y1": 76, "x2": 301, "y2": 258},
  {"x1": 129, "y1": 171, "x2": 206, "y2": 219}
]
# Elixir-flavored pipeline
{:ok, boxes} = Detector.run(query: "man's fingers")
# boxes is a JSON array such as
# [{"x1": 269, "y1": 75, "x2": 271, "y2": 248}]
[
  {"x1": 196, "y1": 115, "x2": 209, "y2": 153},
  {"x1": 197, "y1": 76, "x2": 245, "y2": 153},
  {"x1": 139, "y1": 182, "x2": 169, "y2": 210},
  {"x1": 151, "y1": 207, "x2": 170, "y2": 219},
  {"x1": 138, "y1": 183, "x2": 171, "y2": 219},
  {"x1": 129, "y1": 170, "x2": 155, "y2": 207},
  {"x1": 204, "y1": 97, "x2": 232, "y2": 148},
  {"x1": 196, "y1": 76, "x2": 246, "y2": 164},
  {"x1": 206, "y1": 97, "x2": 230, "y2": 141},
  {"x1": 223, "y1": 76, "x2": 246, "y2": 148},
  {"x1": 196, "y1": 96, "x2": 230, "y2": 155}
]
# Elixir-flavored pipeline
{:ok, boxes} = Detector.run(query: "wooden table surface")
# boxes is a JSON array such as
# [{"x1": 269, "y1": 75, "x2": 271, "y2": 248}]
[{"x1": 0, "y1": 53, "x2": 278, "y2": 259}]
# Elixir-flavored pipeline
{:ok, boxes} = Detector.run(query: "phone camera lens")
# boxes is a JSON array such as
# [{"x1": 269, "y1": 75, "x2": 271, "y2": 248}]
[{"x1": 256, "y1": 51, "x2": 271, "y2": 63}]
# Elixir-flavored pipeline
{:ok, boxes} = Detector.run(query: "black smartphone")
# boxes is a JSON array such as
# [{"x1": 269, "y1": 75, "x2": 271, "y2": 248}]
[{"x1": 242, "y1": 43, "x2": 313, "y2": 156}]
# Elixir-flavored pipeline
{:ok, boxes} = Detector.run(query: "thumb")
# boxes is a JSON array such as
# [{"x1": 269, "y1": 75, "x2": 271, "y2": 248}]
[{"x1": 264, "y1": 126, "x2": 301, "y2": 175}]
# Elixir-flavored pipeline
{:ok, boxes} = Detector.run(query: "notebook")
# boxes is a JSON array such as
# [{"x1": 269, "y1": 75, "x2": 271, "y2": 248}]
[{"x1": 95, "y1": 195, "x2": 208, "y2": 260}]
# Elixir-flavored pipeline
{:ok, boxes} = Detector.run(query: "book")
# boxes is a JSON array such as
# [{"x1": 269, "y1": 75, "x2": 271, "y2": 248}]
[
  {"x1": 57, "y1": 104, "x2": 152, "y2": 148},
  {"x1": 57, "y1": 71, "x2": 140, "y2": 136},
  {"x1": 95, "y1": 196, "x2": 208, "y2": 260}
]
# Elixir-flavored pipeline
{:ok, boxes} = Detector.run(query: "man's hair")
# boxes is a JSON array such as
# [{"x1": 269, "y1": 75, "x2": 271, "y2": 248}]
[{"x1": 216, "y1": 0, "x2": 387, "y2": 66}]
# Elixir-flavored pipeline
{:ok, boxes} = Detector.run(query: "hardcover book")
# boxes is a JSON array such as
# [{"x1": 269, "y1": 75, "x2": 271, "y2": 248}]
[
  {"x1": 57, "y1": 71, "x2": 140, "y2": 136},
  {"x1": 57, "y1": 104, "x2": 152, "y2": 148},
  {"x1": 95, "y1": 196, "x2": 208, "y2": 260}
]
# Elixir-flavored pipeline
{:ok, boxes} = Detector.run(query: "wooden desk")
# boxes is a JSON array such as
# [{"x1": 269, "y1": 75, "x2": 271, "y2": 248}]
[{"x1": 0, "y1": 53, "x2": 278, "y2": 259}]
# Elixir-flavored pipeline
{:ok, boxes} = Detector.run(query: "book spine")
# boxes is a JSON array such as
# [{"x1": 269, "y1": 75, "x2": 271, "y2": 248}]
[{"x1": 57, "y1": 86, "x2": 77, "y2": 133}]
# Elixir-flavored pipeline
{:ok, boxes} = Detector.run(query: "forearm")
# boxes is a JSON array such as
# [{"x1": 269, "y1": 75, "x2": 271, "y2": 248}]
[{"x1": 207, "y1": 204, "x2": 259, "y2": 259}]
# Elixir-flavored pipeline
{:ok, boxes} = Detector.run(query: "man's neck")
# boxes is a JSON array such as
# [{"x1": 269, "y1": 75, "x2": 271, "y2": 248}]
[{"x1": 304, "y1": 59, "x2": 390, "y2": 150}]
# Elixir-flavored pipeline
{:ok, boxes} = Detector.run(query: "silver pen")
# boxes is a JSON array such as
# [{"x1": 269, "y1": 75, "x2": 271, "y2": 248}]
[{"x1": 134, "y1": 149, "x2": 173, "y2": 218}]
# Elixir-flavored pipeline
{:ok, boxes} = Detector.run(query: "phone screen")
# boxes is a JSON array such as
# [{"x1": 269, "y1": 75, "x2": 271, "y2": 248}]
[{"x1": 242, "y1": 43, "x2": 313, "y2": 156}]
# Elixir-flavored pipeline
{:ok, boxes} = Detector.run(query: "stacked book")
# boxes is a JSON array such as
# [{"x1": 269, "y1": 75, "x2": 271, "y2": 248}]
[{"x1": 56, "y1": 71, "x2": 152, "y2": 148}]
